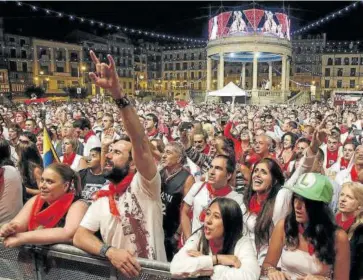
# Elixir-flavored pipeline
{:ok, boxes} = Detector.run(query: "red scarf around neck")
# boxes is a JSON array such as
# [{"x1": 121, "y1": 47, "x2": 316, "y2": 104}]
[
  {"x1": 28, "y1": 192, "x2": 75, "y2": 231},
  {"x1": 203, "y1": 144, "x2": 210, "y2": 155},
  {"x1": 336, "y1": 212, "x2": 355, "y2": 231},
  {"x1": 298, "y1": 224, "x2": 315, "y2": 256},
  {"x1": 326, "y1": 150, "x2": 339, "y2": 168},
  {"x1": 84, "y1": 130, "x2": 96, "y2": 143},
  {"x1": 92, "y1": 173, "x2": 135, "y2": 218},
  {"x1": 248, "y1": 193, "x2": 268, "y2": 215},
  {"x1": 199, "y1": 183, "x2": 232, "y2": 222},
  {"x1": 209, "y1": 239, "x2": 222, "y2": 254},
  {"x1": 350, "y1": 165, "x2": 359, "y2": 182},
  {"x1": 147, "y1": 128, "x2": 158, "y2": 137},
  {"x1": 62, "y1": 152, "x2": 76, "y2": 166},
  {"x1": 340, "y1": 158, "x2": 350, "y2": 170}
]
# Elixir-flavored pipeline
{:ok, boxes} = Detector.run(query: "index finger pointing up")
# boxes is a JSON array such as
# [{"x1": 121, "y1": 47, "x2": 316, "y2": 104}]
[{"x1": 90, "y1": 50, "x2": 100, "y2": 65}]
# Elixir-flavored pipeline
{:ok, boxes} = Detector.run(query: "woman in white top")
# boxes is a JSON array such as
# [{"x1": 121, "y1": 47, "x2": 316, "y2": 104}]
[
  {"x1": 60, "y1": 137, "x2": 86, "y2": 172},
  {"x1": 171, "y1": 197, "x2": 260, "y2": 280},
  {"x1": 262, "y1": 173, "x2": 350, "y2": 280}
]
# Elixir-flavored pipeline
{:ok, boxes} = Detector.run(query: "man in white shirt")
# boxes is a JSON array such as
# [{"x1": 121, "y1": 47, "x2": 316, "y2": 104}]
[
  {"x1": 100, "y1": 113, "x2": 120, "y2": 142},
  {"x1": 180, "y1": 155, "x2": 243, "y2": 241},
  {"x1": 73, "y1": 118, "x2": 101, "y2": 157},
  {"x1": 73, "y1": 50, "x2": 166, "y2": 279}
]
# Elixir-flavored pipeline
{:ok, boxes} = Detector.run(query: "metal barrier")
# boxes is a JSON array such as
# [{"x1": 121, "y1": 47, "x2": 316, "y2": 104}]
[{"x1": 0, "y1": 243, "x2": 173, "y2": 280}]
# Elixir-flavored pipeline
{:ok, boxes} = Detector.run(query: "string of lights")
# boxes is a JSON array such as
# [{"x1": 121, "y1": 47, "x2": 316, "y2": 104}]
[
  {"x1": 292, "y1": 1, "x2": 361, "y2": 35},
  {"x1": 9, "y1": 1, "x2": 208, "y2": 44}
]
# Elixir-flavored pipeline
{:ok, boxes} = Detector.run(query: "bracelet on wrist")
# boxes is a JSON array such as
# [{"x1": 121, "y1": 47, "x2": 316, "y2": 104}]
[{"x1": 262, "y1": 266, "x2": 277, "y2": 276}]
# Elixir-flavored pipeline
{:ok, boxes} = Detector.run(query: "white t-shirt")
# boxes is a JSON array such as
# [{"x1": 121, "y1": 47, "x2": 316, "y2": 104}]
[
  {"x1": 80, "y1": 171, "x2": 167, "y2": 262},
  {"x1": 83, "y1": 135, "x2": 101, "y2": 157},
  {"x1": 184, "y1": 182, "x2": 243, "y2": 233},
  {"x1": 0, "y1": 166, "x2": 23, "y2": 225},
  {"x1": 59, "y1": 154, "x2": 83, "y2": 172}
]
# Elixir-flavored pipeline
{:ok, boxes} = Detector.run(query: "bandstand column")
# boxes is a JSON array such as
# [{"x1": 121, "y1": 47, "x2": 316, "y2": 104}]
[
  {"x1": 286, "y1": 58, "x2": 290, "y2": 92},
  {"x1": 218, "y1": 52, "x2": 224, "y2": 89},
  {"x1": 268, "y1": 62, "x2": 272, "y2": 90},
  {"x1": 206, "y1": 57, "x2": 212, "y2": 91},
  {"x1": 252, "y1": 53, "x2": 258, "y2": 90},
  {"x1": 281, "y1": 55, "x2": 287, "y2": 92},
  {"x1": 241, "y1": 63, "x2": 246, "y2": 89}
]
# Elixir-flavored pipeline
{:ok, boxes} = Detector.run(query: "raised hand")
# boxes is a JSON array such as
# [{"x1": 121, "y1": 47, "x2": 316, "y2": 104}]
[{"x1": 89, "y1": 51, "x2": 123, "y2": 99}]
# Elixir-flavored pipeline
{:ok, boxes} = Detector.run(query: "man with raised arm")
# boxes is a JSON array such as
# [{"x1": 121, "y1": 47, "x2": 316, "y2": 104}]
[{"x1": 73, "y1": 51, "x2": 166, "y2": 278}]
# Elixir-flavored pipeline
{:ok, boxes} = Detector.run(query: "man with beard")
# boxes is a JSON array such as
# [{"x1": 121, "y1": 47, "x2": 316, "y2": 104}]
[
  {"x1": 73, "y1": 51, "x2": 166, "y2": 279},
  {"x1": 192, "y1": 132, "x2": 209, "y2": 155}
]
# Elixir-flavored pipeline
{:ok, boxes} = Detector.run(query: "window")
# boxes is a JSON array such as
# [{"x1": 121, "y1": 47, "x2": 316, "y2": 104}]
[
  {"x1": 350, "y1": 80, "x2": 355, "y2": 89},
  {"x1": 22, "y1": 62, "x2": 27, "y2": 72},
  {"x1": 337, "y1": 68, "x2": 343, "y2": 77},
  {"x1": 198, "y1": 82, "x2": 202, "y2": 90},
  {"x1": 325, "y1": 79, "x2": 330, "y2": 88},
  {"x1": 10, "y1": 49, "x2": 16, "y2": 58},
  {"x1": 123, "y1": 82, "x2": 126, "y2": 89},
  {"x1": 57, "y1": 80, "x2": 65, "y2": 89},
  {"x1": 56, "y1": 66, "x2": 64, "y2": 73},
  {"x1": 176, "y1": 73, "x2": 180, "y2": 79},
  {"x1": 325, "y1": 68, "x2": 330, "y2": 76},
  {"x1": 337, "y1": 80, "x2": 342, "y2": 88},
  {"x1": 21, "y1": 50, "x2": 26, "y2": 59},
  {"x1": 9, "y1": 61, "x2": 17, "y2": 71},
  {"x1": 335, "y1": 58, "x2": 341, "y2": 65},
  {"x1": 350, "y1": 68, "x2": 356, "y2": 77},
  {"x1": 191, "y1": 72, "x2": 194, "y2": 79},
  {"x1": 70, "y1": 53, "x2": 78, "y2": 62},
  {"x1": 183, "y1": 62, "x2": 188, "y2": 70},
  {"x1": 352, "y1": 57, "x2": 359, "y2": 65},
  {"x1": 327, "y1": 58, "x2": 333, "y2": 66},
  {"x1": 184, "y1": 54, "x2": 187, "y2": 60},
  {"x1": 184, "y1": 72, "x2": 187, "y2": 79},
  {"x1": 71, "y1": 67, "x2": 78, "y2": 77},
  {"x1": 198, "y1": 72, "x2": 202, "y2": 79},
  {"x1": 9, "y1": 37, "x2": 15, "y2": 42},
  {"x1": 129, "y1": 82, "x2": 132, "y2": 89},
  {"x1": 360, "y1": 58, "x2": 363, "y2": 65},
  {"x1": 0, "y1": 73, "x2": 4, "y2": 83},
  {"x1": 175, "y1": 63, "x2": 180, "y2": 70},
  {"x1": 344, "y1": 57, "x2": 350, "y2": 65}
]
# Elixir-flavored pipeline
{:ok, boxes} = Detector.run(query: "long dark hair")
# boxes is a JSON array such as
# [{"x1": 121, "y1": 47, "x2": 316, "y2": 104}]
[
  {"x1": 243, "y1": 158, "x2": 285, "y2": 249},
  {"x1": 284, "y1": 193, "x2": 337, "y2": 265},
  {"x1": 198, "y1": 197, "x2": 243, "y2": 255},
  {"x1": 0, "y1": 139, "x2": 14, "y2": 167},
  {"x1": 17, "y1": 142, "x2": 43, "y2": 187}
]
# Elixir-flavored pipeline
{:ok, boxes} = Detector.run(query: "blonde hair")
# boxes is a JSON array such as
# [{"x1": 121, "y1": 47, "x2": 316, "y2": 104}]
[
  {"x1": 202, "y1": 123, "x2": 214, "y2": 137},
  {"x1": 63, "y1": 137, "x2": 78, "y2": 153},
  {"x1": 340, "y1": 182, "x2": 363, "y2": 239}
]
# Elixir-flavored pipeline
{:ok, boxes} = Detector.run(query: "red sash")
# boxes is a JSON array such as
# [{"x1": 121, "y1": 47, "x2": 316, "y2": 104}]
[
  {"x1": 340, "y1": 158, "x2": 350, "y2": 170},
  {"x1": 84, "y1": 130, "x2": 96, "y2": 143},
  {"x1": 336, "y1": 213, "x2": 355, "y2": 232},
  {"x1": 326, "y1": 150, "x2": 339, "y2": 168},
  {"x1": 93, "y1": 173, "x2": 135, "y2": 218},
  {"x1": 298, "y1": 224, "x2": 315, "y2": 256},
  {"x1": 350, "y1": 165, "x2": 359, "y2": 182},
  {"x1": 248, "y1": 193, "x2": 268, "y2": 215},
  {"x1": 62, "y1": 153, "x2": 76, "y2": 166},
  {"x1": 199, "y1": 184, "x2": 232, "y2": 222},
  {"x1": 28, "y1": 193, "x2": 75, "y2": 231},
  {"x1": 202, "y1": 145, "x2": 210, "y2": 155}
]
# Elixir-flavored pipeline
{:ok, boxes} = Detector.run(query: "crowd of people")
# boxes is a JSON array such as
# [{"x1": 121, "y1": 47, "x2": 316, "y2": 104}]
[{"x1": 0, "y1": 50, "x2": 362, "y2": 280}]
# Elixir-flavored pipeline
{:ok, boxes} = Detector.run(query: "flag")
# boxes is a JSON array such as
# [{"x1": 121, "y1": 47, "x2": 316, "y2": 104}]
[{"x1": 43, "y1": 127, "x2": 60, "y2": 168}]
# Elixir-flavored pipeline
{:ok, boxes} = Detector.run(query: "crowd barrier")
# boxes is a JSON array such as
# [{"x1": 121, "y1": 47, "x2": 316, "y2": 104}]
[{"x1": 0, "y1": 243, "x2": 176, "y2": 280}]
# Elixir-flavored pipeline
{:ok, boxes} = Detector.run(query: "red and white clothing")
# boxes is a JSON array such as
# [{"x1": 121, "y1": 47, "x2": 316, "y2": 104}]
[
  {"x1": 80, "y1": 172, "x2": 166, "y2": 261},
  {"x1": 60, "y1": 154, "x2": 83, "y2": 172},
  {"x1": 320, "y1": 144, "x2": 343, "y2": 172},
  {"x1": 335, "y1": 164, "x2": 360, "y2": 187},
  {"x1": 183, "y1": 182, "x2": 243, "y2": 233}
]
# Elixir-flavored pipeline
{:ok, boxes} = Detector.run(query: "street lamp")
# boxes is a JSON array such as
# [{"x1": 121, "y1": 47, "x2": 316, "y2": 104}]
[{"x1": 40, "y1": 71, "x2": 44, "y2": 75}]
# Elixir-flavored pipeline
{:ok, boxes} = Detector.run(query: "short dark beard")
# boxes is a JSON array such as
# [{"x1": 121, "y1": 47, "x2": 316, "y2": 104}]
[{"x1": 103, "y1": 163, "x2": 130, "y2": 184}]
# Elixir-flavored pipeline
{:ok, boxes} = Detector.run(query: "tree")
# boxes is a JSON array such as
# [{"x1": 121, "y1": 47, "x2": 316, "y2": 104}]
[
  {"x1": 24, "y1": 85, "x2": 45, "y2": 99},
  {"x1": 63, "y1": 86, "x2": 88, "y2": 99}
]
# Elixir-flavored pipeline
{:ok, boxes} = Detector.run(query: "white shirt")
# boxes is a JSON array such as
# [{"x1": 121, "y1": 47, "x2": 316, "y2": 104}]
[
  {"x1": 0, "y1": 166, "x2": 23, "y2": 225},
  {"x1": 170, "y1": 230, "x2": 260, "y2": 280},
  {"x1": 335, "y1": 167, "x2": 354, "y2": 187},
  {"x1": 184, "y1": 182, "x2": 243, "y2": 233},
  {"x1": 80, "y1": 172, "x2": 166, "y2": 262},
  {"x1": 59, "y1": 154, "x2": 83, "y2": 172},
  {"x1": 83, "y1": 135, "x2": 101, "y2": 157}
]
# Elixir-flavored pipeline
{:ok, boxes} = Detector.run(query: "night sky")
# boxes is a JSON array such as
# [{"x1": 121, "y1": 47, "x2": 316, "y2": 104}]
[{"x1": 0, "y1": 1, "x2": 362, "y2": 43}]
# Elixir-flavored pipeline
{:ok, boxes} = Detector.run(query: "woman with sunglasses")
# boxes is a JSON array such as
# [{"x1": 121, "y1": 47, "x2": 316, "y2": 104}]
[{"x1": 171, "y1": 197, "x2": 260, "y2": 280}]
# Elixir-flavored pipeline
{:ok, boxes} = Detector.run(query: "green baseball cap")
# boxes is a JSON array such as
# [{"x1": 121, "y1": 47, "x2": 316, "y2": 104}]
[{"x1": 286, "y1": 173, "x2": 333, "y2": 203}]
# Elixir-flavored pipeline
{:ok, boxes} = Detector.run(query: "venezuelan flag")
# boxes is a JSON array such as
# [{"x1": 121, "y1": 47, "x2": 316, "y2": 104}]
[{"x1": 43, "y1": 127, "x2": 60, "y2": 168}]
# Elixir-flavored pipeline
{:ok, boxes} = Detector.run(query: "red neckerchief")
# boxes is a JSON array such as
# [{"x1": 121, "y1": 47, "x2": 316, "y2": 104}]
[
  {"x1": 147, "y1": 128, "x2": 158, "y2": 137},
  {"x1": 84, "y1": 130, "x2": 96, "y2": 143},
  {"x1": 209, "y1": 239, "x2": 222, "y2": 254},
  {"x1": 340, "y1": 158, "x2": 350, "y2": 170},
  {"x1": 350, "y1": 165, "x2": 359, "y2": 182},
  {"x1": 62, "y1": 153, "x2": 76, "y2": 166},
  {"x1": 92, "y1": 173, "x2": 135, "y2": 218},
  {"x1": 298, "y1": 224, "x2": 315, "y2": 256},
  {"x1": 336, "y1": 213, "x2": 355, "y2": 232},
  {"x1": 28, "y1": 193, "x2": 75, "y2": 231},
  {"x1": 248, "y1": 193, "x2": 268, "y2": 215},
  {"x1": 202, "y1": 144, "x2": 210, "y2": 155},
  {"x1": 199, "y1": 183, "x2": 232, "y2": 222},
  {"x1": 326, "y1": 149, "x2": 339, "y2": 168}
]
